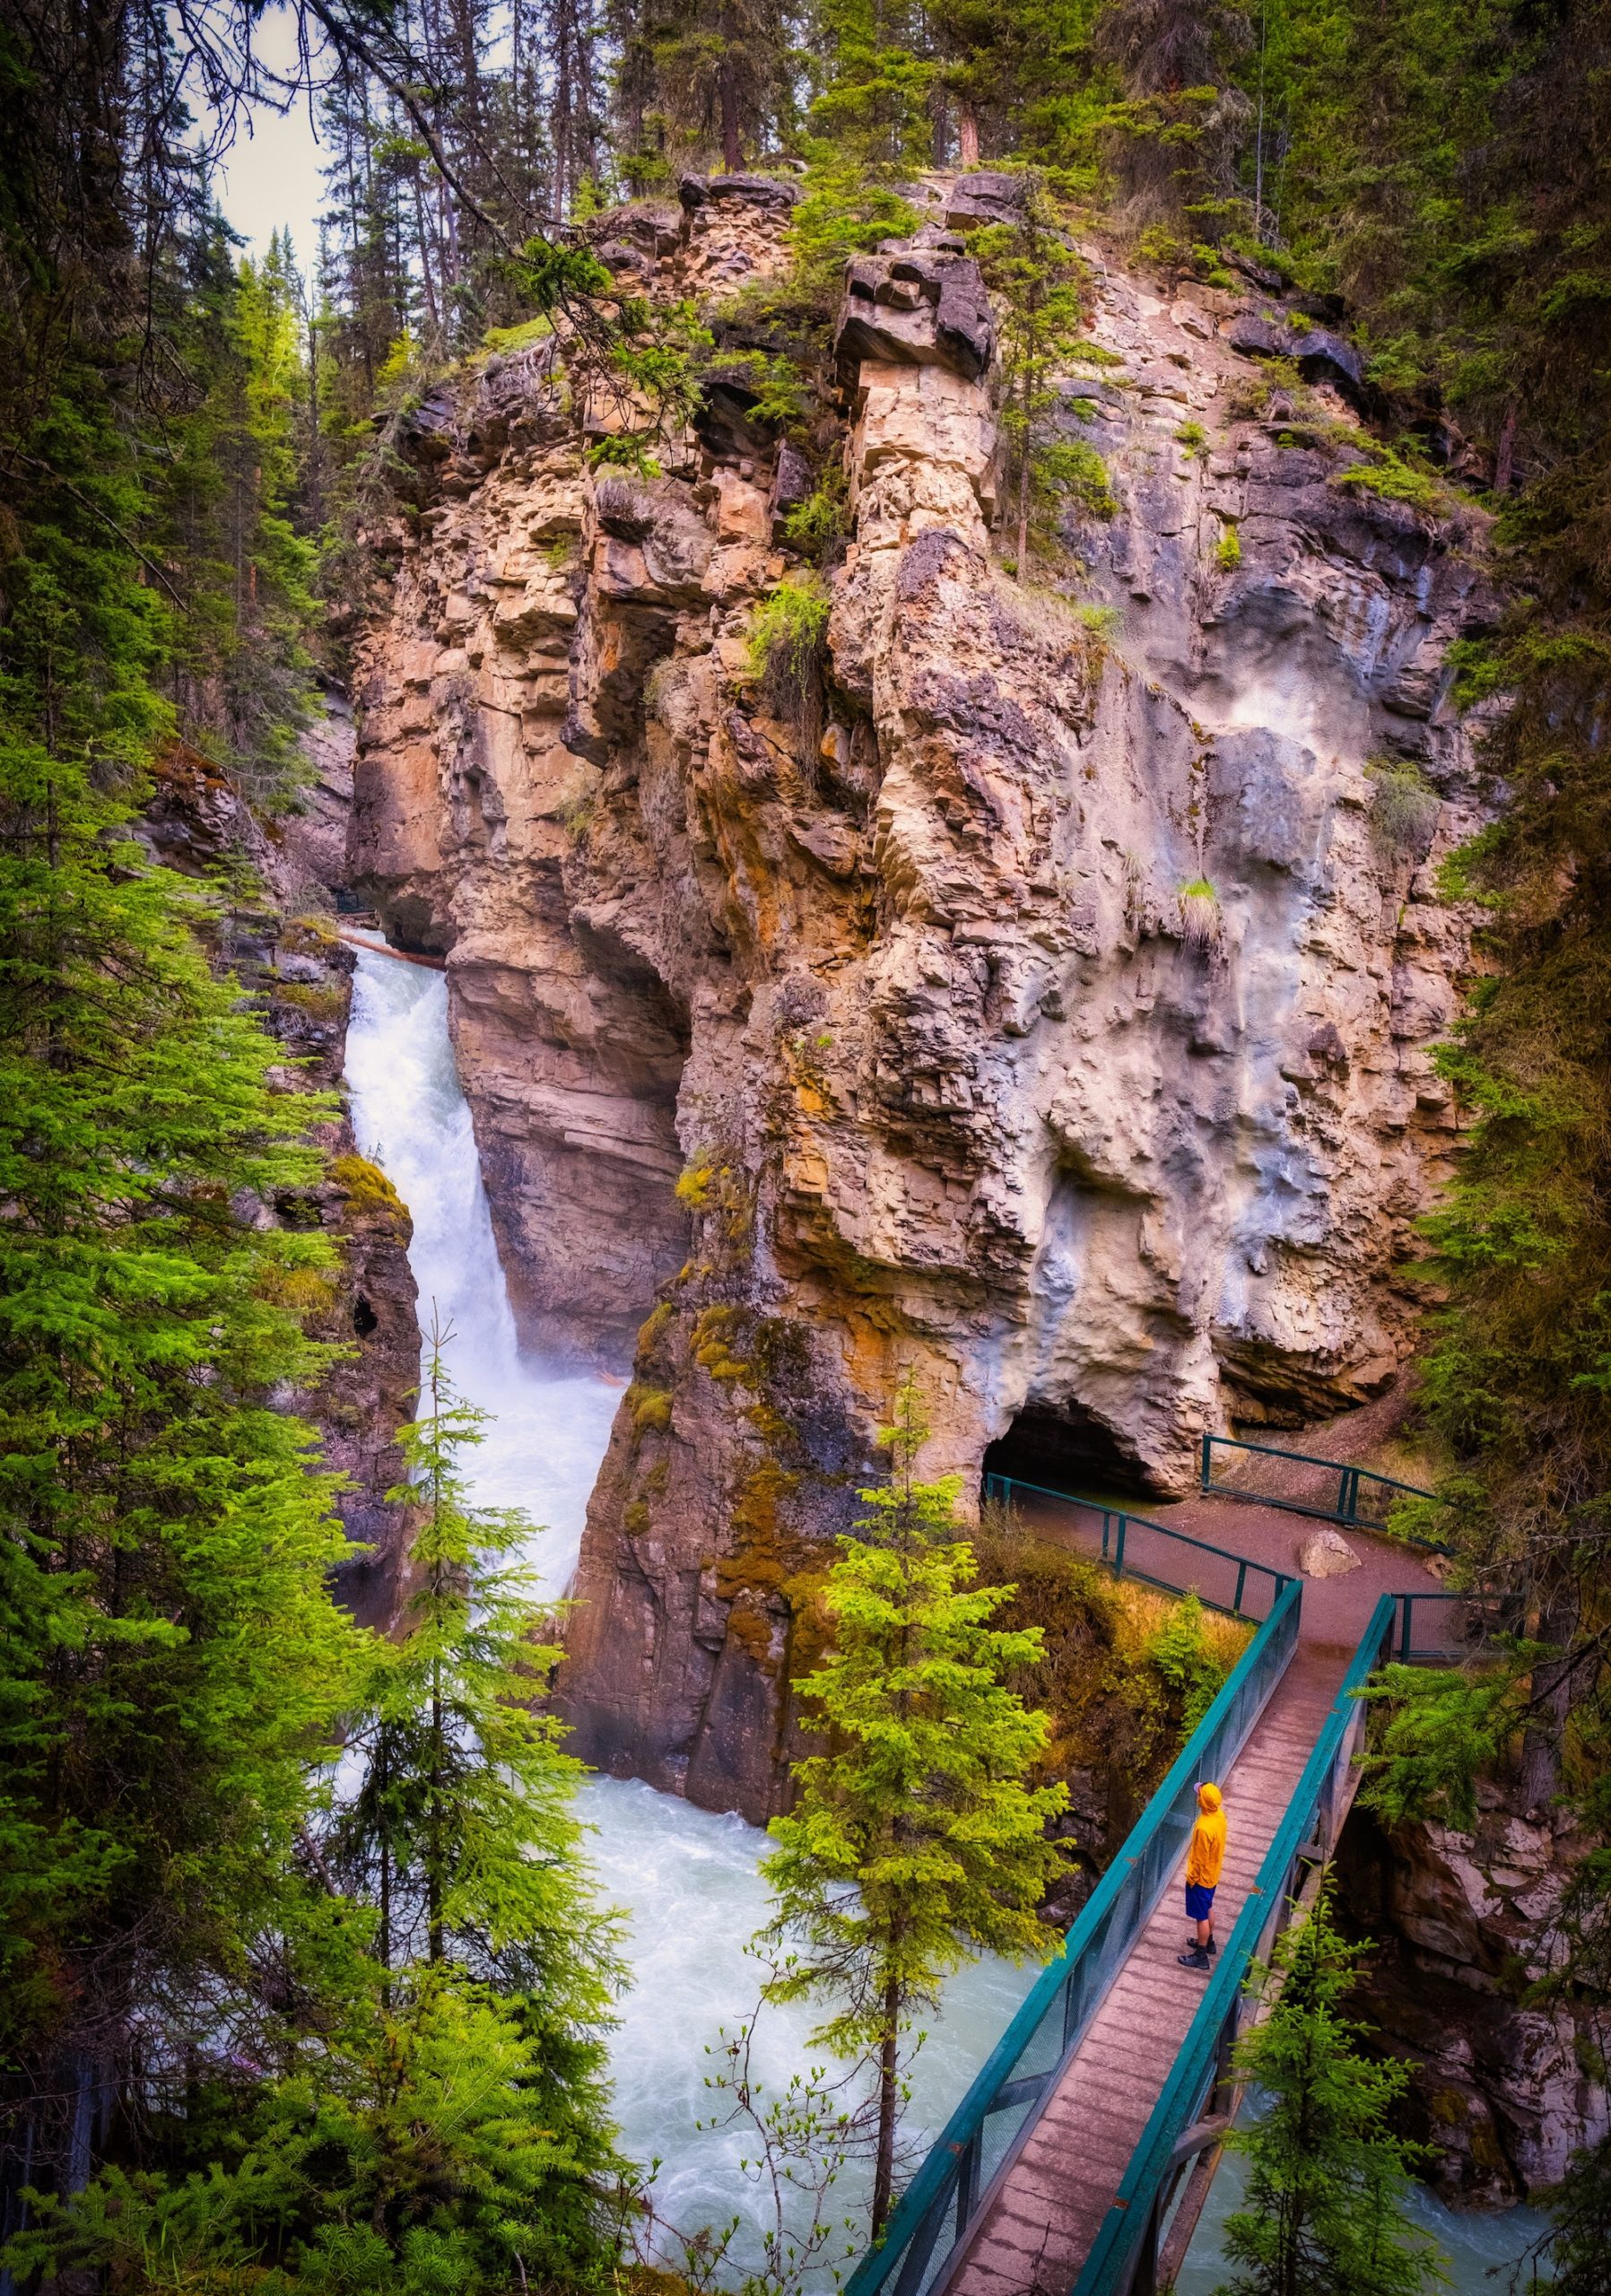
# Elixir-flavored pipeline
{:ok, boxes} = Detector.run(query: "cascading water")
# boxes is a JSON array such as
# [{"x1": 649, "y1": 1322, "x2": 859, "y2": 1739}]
[
  {"x1": 343, "y1": 948, "x2": 620, "y2": 1584},
  {"x1": 343, "y1": 942, "x2": 1034, "y2": 2252}
]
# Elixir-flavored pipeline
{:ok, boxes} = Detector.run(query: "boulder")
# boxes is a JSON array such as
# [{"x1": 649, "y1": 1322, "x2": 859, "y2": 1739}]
[
  {"x1": 1298, "y1": 1525, "x2": 1363, "y2": 1578},
  {"x1": 678, "y1": 171, "x2": 802, "y2": 213},
  {"x1": 943, "y1": 170, "x2": 1031, "y2": 229},
  {"x1": 835, "y1": 250, "x2": 994, "y2": 383},
  {"x1": 1222, "y1": 310, "x2": 1366, "y2": 402}
]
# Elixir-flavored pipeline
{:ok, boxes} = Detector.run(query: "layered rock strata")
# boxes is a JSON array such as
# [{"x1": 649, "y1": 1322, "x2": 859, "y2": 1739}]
[
  {"x1": 347, "y1": 175, "x2": 1497, "y2": 1816},
  {"x1": 145, "y1": 738, "x2": 420, "y2": 1623},
  {"x1": 1342, "y1": 1796, "x2": 1610, "y2": 2205}
]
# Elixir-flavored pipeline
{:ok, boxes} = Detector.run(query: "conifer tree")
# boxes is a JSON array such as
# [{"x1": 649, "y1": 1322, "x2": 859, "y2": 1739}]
[
  {"x1": 332, "y1": 1328, "x2": 621, "y2": 2064},
  {"x1": 1215, "y1": 1886, "x2": 1442, "y2": 2296},
  {"x1": 761, "y1": 1374, "x2": 1070, "y2": 2235},
  {"x1": 971, "y1": 179, "x2": 1115, "y2": 571},
  {"x1": 0, "y1": 613, "x2": 364, "y2": 2174}
]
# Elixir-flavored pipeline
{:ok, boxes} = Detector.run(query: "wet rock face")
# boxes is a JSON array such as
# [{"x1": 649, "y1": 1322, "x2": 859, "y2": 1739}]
[
  {"x1": 141, "y1": 735, "x2": 421, "y2": 1622},
  {"x1": 348, "y1": 176, "x2": 1495, "y2": 1817},
  {"x1": 1340, "y1": 1798, "x2": 1610, "y2": 2205}
]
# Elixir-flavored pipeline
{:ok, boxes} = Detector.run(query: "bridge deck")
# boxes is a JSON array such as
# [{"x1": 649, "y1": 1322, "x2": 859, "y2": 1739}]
[{"x1": 944, "y1": 1645, "x2": 1349, "y2": 2296}]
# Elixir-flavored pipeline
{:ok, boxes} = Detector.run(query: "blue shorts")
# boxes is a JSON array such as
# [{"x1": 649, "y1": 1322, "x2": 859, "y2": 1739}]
[{"x1": 1185, "y1": 1883, "x2": 1216, "y2": 1922}]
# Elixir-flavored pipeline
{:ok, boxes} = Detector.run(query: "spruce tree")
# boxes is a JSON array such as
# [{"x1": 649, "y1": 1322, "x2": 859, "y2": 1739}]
[
  {"x1": 1215, "y1": 1886, "x2": 1442, "y2": 2296},
  {"x1": 332, "y1": 1330, "x2": 621, "y2": 2096},
  {"x1": 761, "y1": 1375, "x2": 1070, "y2": 2235},
  {"x1": 0, "y1": 622, "x2": 365, "y2": 2164},
  {"x1": 971, "y1": 178, "x2": 1116, "y2": 573}
]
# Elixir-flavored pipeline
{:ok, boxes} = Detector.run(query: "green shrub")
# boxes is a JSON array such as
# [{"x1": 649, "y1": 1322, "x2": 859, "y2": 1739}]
[
  {"x1": 745, "y1": 574, "x2": 832, "y2": 696},
  {"x1": 1215, "y1": 524, "x2": 1242, "y2": 569},
  {"x1": 1040, "y1": 439, "x2": 1118, "y2": 519},
  {"x1": 781, "y1": 476, "x2": 849, "y2": 561},
  {"x1": 1367, "y1": 759, "x2": 1441, "y2": 860},
  {"x1": 1180, "y1": 877, "x2": 1222, "y2": 947}
]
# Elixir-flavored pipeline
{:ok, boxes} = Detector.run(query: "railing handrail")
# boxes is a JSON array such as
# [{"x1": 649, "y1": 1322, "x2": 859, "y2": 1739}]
[
  {"x1": 1199, "y1": 1431, "x2": 1434, "y2": 1500},
  {"x1": 1071, "y1": 1594, "x2": 1399, "y2": 2296},
  {"x1": 843, "y1": 1577, "x2": 1303, "y2": 2296},
  {"x1": 984, "y1": 1472, "x2": 1293, "y2": 1610}
]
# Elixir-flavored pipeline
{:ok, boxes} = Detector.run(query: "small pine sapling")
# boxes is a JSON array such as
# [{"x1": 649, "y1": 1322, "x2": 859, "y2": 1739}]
[
  {"x1": 1215, "y1": 1884, "x2": 1443, "y2": 2296},
  {"x1": 761, "y1": 1371, "x2": 1071, "y2": 2235}
]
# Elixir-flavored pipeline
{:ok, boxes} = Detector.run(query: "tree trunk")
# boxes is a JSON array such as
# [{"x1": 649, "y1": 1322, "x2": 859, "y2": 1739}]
[
  {"x1": 719, "y1": 28, "x2": 742, "y2": 171},
  {"x1": 958, "y1": 103, "x2": 980, "y2": 168},
  {"x1": 872, "y1": 1972, "x2": 901, "y2": 2236},
  {"x1": 1015, "y1": 366, "x2": 1032, "y2": 573},
  {"x1": 1520, "y1": 1597, "x2": 1577, "y2": 1813},
  {"x1": 1494, "y1": 400, "x2": 1518, "y2": 493}
]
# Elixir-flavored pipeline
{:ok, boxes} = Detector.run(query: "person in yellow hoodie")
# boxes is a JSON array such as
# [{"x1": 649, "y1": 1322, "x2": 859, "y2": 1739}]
[{"x1": 1178, "y1": 1782, "x2": 1226, "y2": 1970}]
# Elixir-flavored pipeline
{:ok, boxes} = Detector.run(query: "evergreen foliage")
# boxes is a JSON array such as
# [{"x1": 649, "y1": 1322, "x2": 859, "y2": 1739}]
[
  {"x1": 762, "y1": 1374, "x2": 1070, "y2": 2235},
  {"x1": 1215, "y1": 1887, "x2": 1443, "y2": 2296},
  {"x1": 6, "y1": 0, "x2": 1611, "y2": 2266},
  {"x1": 332, "y1": 1333, "x2": 623, "y2": 2044},
  {"x1": 0, "y1": 509, "x2": 361, "y2": 2170}
]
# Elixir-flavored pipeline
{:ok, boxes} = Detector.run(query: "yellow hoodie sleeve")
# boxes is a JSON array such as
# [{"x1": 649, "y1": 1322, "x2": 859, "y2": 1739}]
[{"x1": 1186, "y1": 1809, "x2": 1227, "y2": 1888}]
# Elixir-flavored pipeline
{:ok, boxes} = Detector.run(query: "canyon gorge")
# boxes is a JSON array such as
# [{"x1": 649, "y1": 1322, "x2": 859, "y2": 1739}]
[
  {"x1": 346, "y1": 169, "x2": 1498, "y2": 1819},
  {"x1": 135, "y1": 168, "x2": 1598, "y2": 2248}
]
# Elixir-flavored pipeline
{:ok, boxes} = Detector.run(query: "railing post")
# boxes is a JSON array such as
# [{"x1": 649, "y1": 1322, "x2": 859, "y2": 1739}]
[
  {"x1": 1210, "y1": 1995, "x2": 1240, "y2": 2115},
  {"x1": 1131, "y1": 2187, "x2": 1164, "y2": 2296},
  {"x1": 954, "y1": 2132, "x2": 980, "y2": 2237},
  {"x1": 1115, "y1": 1514, "x2": 1128, "y2": 1577},
  {"x1": 1102, "y1": 1509, "x2": 1111, "y2": 1562},
  {"x1": 1200, "y1": 1431, "x2": 1213, "y2": 1492},
  {"x1": 1233, "y1": 1558, "x2": 1248, "y2": 1617},
  {"x1": 1399, "y1": 1596, "x2": 1413, "y2": 1662}
]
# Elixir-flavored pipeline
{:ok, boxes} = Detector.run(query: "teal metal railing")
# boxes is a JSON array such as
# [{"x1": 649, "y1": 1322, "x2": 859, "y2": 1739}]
[
  {"x1": 1199, "y1": 1432, "x2": 1437, "y2": 1536},
  {"x1": 1069, "y1": 1596, "x2": 1399, "y2": 2296},
  {"x1": 842, "y1": 1578, "x2": 1303, "y2": 2296},
  {"x1": 1391, "y1": 1587, "x2": 1515, "y2": 1662},
  {"x1": 982, "y1": 1473, "x2": 1293, "y2": 1622}
]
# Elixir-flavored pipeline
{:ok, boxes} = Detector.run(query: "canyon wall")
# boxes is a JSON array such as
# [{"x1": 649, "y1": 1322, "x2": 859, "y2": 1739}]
[
  {"x1": 1341, "y1": 1794, "x2": 1610, "y2": 2205},
  {"x1": 145, "y1": 738, "x2": 421, "y2": 1627},
  {"x1": 347, "y1": 174, "x2": 1497, "y2": 1815}
]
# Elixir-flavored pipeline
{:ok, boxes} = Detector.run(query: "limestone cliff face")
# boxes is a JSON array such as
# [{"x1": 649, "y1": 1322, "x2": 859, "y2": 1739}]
[
  {"x1": 348, "y1": 175, "x2": 1495, "y2": 1816},
  {"x1": 1342, "y1": 1796, "x2": 1610, "y2": 2205}
]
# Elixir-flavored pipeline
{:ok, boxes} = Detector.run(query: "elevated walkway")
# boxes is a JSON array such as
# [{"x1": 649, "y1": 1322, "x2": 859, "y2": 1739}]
[
  {"x1": 948, "y1": 1648, "x2": 1346, "y2": 2296},
  {"x1": 847, "y1": 1450, "x2": 1500, "y2": 2296}
]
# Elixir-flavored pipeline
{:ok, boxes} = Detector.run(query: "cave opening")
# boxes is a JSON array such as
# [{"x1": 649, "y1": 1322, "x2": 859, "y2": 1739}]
[{"x1": 982, "y1": 1399, "x2": 1163, "y2": 1503}]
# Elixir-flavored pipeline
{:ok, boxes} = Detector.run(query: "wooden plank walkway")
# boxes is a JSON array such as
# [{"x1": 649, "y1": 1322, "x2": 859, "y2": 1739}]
[{"x1": 943, "y1": 1646, "x2": 1349, "y2": 2296}]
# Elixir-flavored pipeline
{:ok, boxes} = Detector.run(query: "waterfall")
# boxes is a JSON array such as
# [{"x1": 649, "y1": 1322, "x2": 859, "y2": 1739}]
[
  {"x1": 342, "y1": 941, "x2": 1035, "y2": 2255},
  {"x1": 344, "y1": 945, "x2": 619, "y2": 1589}
]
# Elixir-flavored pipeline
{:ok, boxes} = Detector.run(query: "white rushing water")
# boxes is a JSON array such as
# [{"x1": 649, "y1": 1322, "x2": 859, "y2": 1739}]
[
  {"x1": 344, "y1": 946, "x2": 620, "y2": 1589},
  {"x1": 342, "y1": 941, "x2": 1036, "y2": 2257}
]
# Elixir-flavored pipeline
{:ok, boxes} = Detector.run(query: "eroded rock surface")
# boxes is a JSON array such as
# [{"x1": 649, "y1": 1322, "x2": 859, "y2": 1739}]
[
  {"x1": 143, "y1": 735, "x2": 421, "y2": 1622},
  {"x1": 347, "y1": 175, "x2": 1497, "y2": 1816},
  {"x1": 1342, "y1": 1796, "x2": 1610, "y2": 2204}
]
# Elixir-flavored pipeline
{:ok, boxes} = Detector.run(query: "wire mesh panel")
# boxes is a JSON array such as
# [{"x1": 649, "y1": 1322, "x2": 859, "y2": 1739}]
[
  {"x1": 843, "y1": 1582, "x2": 1303, "y2": 2296},
  {"x1": 1394, "y1": 1590, "x2": 1517, "y2": 1662}
]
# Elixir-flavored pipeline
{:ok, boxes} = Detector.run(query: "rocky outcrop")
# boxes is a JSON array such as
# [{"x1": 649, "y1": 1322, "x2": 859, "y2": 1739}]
[
  {"x1": 347, "y1": 173, "x2": 1498, "y2": 1817},
  {"x1": 1341, "y1": 1796, "x2": 1609, "y2": 2205},
  {"x1": 144, "y1": 738, "x2": 420, "y2": 1622}
]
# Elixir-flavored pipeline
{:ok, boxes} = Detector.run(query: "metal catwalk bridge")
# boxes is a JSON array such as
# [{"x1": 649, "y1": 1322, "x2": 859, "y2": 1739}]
[{"x1": 845, "y1": 1457, "x2": 1496, "y2": 2296}]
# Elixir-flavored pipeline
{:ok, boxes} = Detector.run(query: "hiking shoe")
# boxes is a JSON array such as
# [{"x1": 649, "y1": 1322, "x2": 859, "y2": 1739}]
[
  {"x1": 1183, "y1": 1936, "x2": 1217, "y2": 1955},
  {"x1": 1178, "y1": 1948, "x2": 1211, "y2": 1970}
]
